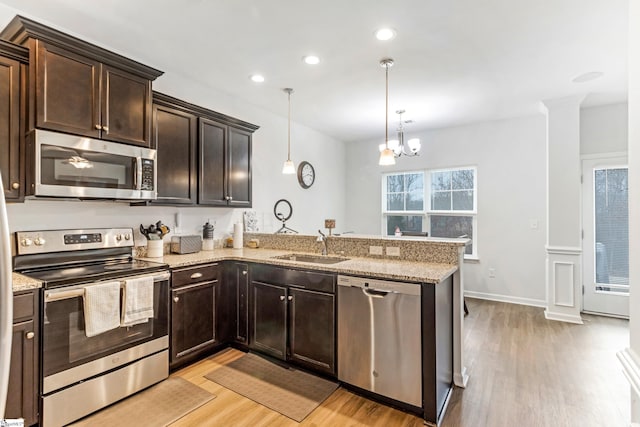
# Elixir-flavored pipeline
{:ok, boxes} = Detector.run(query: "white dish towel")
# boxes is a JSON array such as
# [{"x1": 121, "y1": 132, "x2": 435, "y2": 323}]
[
  {"x1": 84, "y1": 281, "x2": 121, "y2": 337},
  {"x1": 121, "y1": 276, "x2": 154, "y2": 327}
]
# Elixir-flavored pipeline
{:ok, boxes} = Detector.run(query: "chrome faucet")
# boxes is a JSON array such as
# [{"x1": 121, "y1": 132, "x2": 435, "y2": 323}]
[{"x1": 317, "y1": 230, "x2": 327, "y2": 256}]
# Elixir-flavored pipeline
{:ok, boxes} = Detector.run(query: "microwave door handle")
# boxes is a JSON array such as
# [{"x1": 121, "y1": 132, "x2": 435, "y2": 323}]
[{"x1": 134, "y1": 157, "x2": 142, "y2": 190}]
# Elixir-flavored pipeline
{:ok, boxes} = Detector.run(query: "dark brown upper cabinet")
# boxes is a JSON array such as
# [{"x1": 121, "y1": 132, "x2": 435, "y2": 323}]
[
  {"x1": 0, "y1": 15, "x2": 163, "y2": 147},
  {"x1": 151, "y1": 91, "x2": 258, "y2": 207},
  {"x1": 0, "y1": 40, "x2": 28, "y2": 201},
  {"x1": 199, "y1": 118, "x2": 253, "y2": 207},
  {"x1": 152, "y1": 93, "x2": 198, "y2": 205}
]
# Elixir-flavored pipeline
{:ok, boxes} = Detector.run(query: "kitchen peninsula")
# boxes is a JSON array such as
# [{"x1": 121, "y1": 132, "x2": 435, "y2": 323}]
[{"x1": 148, "y1": 232, "x2": 469, "y2": 425}]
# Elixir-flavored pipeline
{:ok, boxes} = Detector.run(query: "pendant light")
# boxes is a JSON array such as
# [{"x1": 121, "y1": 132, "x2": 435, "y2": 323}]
[
  {"x1": 378, "y1": 58, "x2": 396, "y2": 166},
  {"x1": 282, "y1": 88, "x2": 296, "y2": 174}
]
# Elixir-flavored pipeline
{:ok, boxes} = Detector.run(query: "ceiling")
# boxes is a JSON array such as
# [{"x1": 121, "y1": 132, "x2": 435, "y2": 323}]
[{"x1": 0, "y1": 0, "x2": 629, "y2": 142}]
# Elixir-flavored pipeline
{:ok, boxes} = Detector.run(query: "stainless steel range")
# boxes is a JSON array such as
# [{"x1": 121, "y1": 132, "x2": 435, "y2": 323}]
[{"x1": 13, "y1": 228, "x2": 170, "y2": 427}]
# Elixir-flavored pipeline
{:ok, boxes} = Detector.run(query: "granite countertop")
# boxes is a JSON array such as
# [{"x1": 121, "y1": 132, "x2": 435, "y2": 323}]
[
  {"x1": 145, "y1": 248, "x2": 458, "y2": 284},
  {"x1": 12, "y1": 272, "x2": 43, "y2": 292}
]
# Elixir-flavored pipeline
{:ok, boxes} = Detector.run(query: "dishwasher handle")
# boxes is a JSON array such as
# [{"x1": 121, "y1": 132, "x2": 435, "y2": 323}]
[{"x1": 362, "y1": 288, "x2": 389, "y2": 298}]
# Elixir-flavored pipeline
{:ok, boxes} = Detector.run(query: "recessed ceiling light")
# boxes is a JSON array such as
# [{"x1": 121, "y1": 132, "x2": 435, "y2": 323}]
[
  {"x1": 250, "y1": 74, "x2": 265, "y2": 83},
  {"x1": 572, "y1": 71, "x2": 604, "y2": 83},
  {"x1": 303, "y1": 55, "x2": 320, "y2": 65},
  {"x1": 375, "y1": 27, "x2": 396, "y2": 41}
]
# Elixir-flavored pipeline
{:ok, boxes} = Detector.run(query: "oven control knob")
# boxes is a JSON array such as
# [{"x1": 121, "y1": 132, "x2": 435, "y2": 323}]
[
  {"x1": 115, "y1": 234, "x2": 122, "y2": 242},
  {"x1": 124, "y1": 233, "x2": 131, "y2": 241},
  {"x1": 34, "y1": 237, "x2": 46, "y2": 246},
  {"x1": 21, "y1": 238, "x2": 33, "y2": 247}
]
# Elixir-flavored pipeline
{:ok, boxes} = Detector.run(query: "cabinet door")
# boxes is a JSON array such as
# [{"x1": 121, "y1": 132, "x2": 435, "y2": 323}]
[
  {"x1": 6, "y1": 319, "x2": 38, "y2": 426},
  {"x1": 152, "y1": 104, "x2": 197, "y2": 204},
  {"x1": 227, "y1": 126, "x2": 252, "y2": 207},
  {"x1": 198, "y1": 117, "x2": 228, "y2": 206},
  {"x1": 35, "y1": 41, "x2": 101, "y2": 138},
  {"x1": 289, "y1": 288, "x2": 336, "y2": 374},
  {"x1": 235, "y1": 263, "x2": 249, "y2": 343},
  {"x1": 0, "y1": 55, "x2": 22, "y2": 200},
  {"x1": 250, "y1": 281, "x2": 287, "y2": 359},
  {"x1": 101, "y1": 64, "x2": 152, "y2": 146},
  {"x1": 171, "y1": 281, "x2": 217, "y2": 364}
]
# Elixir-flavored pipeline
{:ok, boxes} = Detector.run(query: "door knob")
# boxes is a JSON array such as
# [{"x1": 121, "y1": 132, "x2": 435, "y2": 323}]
[
  {"x1": 287, "y1": 296, "x2": 293, "y2": 301},
  {"x1": 26, "y1": 331, "x2": 35, "y2": 340},
  {"x1": 95, "y1": 124, "x2": 102, "y2": 130},
  {"x1": 103, "y1": 126, "x2": 109, "y2": 133},
  {"x1": 280, "y1": 295, "x2": 285, "y2": 301},
  {"x1": 173, "y1": 296, "x2": 180, "y2": 303},
  {"x1": 11, "y1": 182, "x2": 19, "y2": 189},
  {"x1": 242, "y1": 270, "x2": 247, "y2": 275}
]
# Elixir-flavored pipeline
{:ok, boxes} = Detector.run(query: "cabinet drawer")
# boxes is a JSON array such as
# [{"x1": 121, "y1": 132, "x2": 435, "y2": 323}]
[
  {"x1": 251, "y1": 264, "x2": 335, "y2": 294},
  {"x1": 172, "y1": 264, "x2": 219, "y2": 287},
  {"x1": 13, "y1": 292, "x2": 35, "y2": 322}
]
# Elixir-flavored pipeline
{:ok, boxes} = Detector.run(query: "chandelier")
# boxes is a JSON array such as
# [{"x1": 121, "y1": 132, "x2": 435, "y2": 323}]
[{"x1": 377, "y1": 58, "x2": 421, "y2": 166}]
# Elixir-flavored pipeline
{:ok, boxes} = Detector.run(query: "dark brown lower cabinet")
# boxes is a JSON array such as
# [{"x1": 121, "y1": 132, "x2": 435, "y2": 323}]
[
  {"x1": 170, "y1": 264, "x2": 220, "y2": 369},
  {"x1": 6, "y1": 290, "x2": 39, "y2": 426},
  {"x1": 250, "y1": 281, "x2": 287, "y2": 359},
  {"x1": 249, "y1": 265, "x2": 336, "y2": 376},
  {"x1": 288, "y1": 288, "x2": 335, "y2": 374}
]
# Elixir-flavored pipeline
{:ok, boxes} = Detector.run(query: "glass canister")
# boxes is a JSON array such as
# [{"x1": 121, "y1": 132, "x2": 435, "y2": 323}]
[{"x1": 202, "y1": 220, "x2": 215, "y2": 251}]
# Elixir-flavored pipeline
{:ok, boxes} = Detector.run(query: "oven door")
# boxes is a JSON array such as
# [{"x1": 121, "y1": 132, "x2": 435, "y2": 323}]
[
  {"x1": 33, "y1": 129, "x2": 156, "y2": 200},
  {"x1": 41, "y1": 272, "x2": 169, "y2": 394}
]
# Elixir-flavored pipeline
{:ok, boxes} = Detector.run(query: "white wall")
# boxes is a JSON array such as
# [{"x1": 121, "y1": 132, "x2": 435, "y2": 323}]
[
  {"x1": 0, "y1": 5, "x2": 347, "y2": 242},
  {"x1": 581, "y1": 102, "x2": 628, "y2": 155},
  {"x1": 345, "y1": 115, "x2": 548, "y2": 305}
]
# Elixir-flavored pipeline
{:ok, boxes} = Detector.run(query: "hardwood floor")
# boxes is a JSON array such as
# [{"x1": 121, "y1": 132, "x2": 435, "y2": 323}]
[{"x1": 170, "y1": 298, "x2": 629, "y2": 426}]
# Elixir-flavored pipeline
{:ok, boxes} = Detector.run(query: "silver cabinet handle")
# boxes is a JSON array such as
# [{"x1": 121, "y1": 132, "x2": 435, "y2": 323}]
[
  {"x1": 26, "y1": 331, "x2": 35, "y2": 340},
  {"x1": 103, "y1": 126, "x2": 109, "y2": 133},
  {"x1": 228, "y1": 196, "x2": 233, "y2": 201},
  {"x1": 190, "y1": 272, "x2": 203, "y2": 279},
  {"x1": 242, "y1": 270, "x2": 247, "y2": 275},
  {"x1": 11, "y1": 182, "x2": 19, "y2": 190},
  {"x1": 287, "y1": 296, "x2": 293, "y2": 301},
  {"x1": 280, "y1": 295, "x2": 285, "y2": 301},
  {"x1": 173, "y1": 296, "x2": 180, "y2": 303},
  {"x1": 95, "y1": 124, "x2": 102, "y2": 130}
]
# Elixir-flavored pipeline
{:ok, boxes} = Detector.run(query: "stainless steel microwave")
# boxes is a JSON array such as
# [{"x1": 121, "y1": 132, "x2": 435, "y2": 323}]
[{"x1": 28, "y1": 129, "x2": 157, "y2": 200}]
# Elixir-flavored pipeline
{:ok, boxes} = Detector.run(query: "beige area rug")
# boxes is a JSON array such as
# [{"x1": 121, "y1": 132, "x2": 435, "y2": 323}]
[
  {"x1": 71, "y1": 377, "x2": 215, "y2": 427},
  {"x1": 205, "y1": 352, "x2": 338, "y2": 422}
]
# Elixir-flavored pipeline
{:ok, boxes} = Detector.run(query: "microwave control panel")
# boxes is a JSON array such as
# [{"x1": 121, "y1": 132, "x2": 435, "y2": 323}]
[{"x1": 141, "y1": 159, "x2": 154, "y2": 191}]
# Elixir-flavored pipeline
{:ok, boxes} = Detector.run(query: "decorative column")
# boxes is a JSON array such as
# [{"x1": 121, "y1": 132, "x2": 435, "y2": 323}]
[
  {"x1": 540, "y1": 95, "x2": 586, "y2": 324},
  {"x1": 618, "y1": 1, "x2": 640, "y2": 423}
]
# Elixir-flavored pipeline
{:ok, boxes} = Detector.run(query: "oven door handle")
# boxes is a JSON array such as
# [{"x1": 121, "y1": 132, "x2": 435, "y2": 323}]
[
  {"x1": 134, "y1": 157, "x2": 142, "y2": 190},
  {"x1": 44, "y1": 271, "x2": 170, "y2": 302}
]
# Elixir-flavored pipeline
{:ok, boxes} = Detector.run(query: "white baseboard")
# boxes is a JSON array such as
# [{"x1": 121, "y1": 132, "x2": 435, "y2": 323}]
[
  {"x1": 544, "y1": 309, "x2": 584, "y2": 324},
  {"x1": 464, "y1": 290, "x2": 546, "y2": 308}
]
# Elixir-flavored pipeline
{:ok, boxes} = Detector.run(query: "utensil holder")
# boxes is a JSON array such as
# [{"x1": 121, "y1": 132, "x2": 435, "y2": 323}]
[{"x1": 147, "y1": 239, "x2": 163, "y2": 258}]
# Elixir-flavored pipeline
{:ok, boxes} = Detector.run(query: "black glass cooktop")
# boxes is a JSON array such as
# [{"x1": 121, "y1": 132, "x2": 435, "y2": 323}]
[{"x1": 20, "y1": 259, "x2": 168, "y2": 289}]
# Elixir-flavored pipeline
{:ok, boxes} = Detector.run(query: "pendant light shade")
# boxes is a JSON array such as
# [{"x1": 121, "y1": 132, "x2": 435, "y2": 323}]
[{"x1": 282, "y1": 88, "x2": 296, "y2": 174}]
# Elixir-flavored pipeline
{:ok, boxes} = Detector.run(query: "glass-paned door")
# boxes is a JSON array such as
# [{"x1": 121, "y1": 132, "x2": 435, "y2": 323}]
[{"x1": 582, "y1": 157, "x2": 629, "y2": 317}]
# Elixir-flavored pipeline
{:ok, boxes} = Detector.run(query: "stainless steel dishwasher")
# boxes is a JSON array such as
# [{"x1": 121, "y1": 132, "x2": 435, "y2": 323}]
[{"x1": 337, "y1": 275, "x2": 422, "y2": 408}]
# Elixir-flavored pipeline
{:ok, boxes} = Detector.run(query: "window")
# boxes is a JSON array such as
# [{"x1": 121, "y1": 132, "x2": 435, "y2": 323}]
[
  {"x1": 382, "y1": 171, "x2": 425, "y2": 236},
  {"x1": 428, "y1": 167, "x2": 477, "y2": 257},
  {"x1": 382, "y1": 167, "x2": 477, "y2": 258}
]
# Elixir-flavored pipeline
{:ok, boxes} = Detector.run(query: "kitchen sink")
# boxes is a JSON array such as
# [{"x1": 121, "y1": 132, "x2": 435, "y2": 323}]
[{"x1": 272, "y1": 253, "x2": 350, "y2": 264}]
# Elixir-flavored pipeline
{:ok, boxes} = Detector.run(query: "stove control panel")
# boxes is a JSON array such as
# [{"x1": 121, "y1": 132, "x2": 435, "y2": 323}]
[
  {"x1": 15, "y1": 228, "x2": 135, "y2": 255},
  {"x1": 64, "y1": 233, "x2": 102, "y2": 245}
]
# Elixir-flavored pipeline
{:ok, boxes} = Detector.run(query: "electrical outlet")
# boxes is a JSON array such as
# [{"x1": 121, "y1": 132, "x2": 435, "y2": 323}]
[
  {"x1": 369, "y1": 246, "x2": 383, "y2": 255},
  {"x1": 386, "y1": 246, "x2": 400, "y2": 257},
  {"x1": 488, "y1": 268, "x2": 496, "y2": 278}
]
